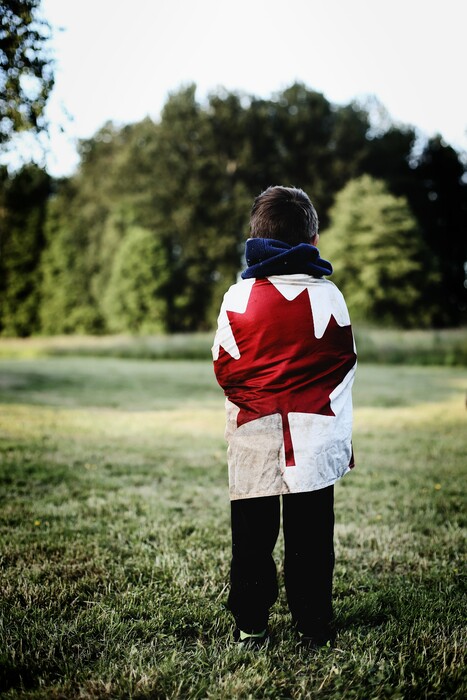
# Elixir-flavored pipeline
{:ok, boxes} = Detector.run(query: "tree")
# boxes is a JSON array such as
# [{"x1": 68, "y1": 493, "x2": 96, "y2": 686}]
[
  {"x1": 239, "y1": 84, "x2": 337, "y2": 221},
  {"x1": 31, "y1": 83, "x2": 466, "y2": 336},
  {"x1": 103, "y1": 226, "x2": 170, "y2": 333},
  {"x1": 146, "y1": 85, "x2": 249, "y2": 331},
  {"x1": 235, "y1": 84, "x2": 371, "y2": 228},
  {"x1": 361, "y1": 125, "x2": 417, "y2": 196},
  {"x1": 39, "y1": 180, "x2": 105, "y2": 335},
  {"x1": 276, "y1": 84, "x2": 339, "y2": 212},
  {"x1": 355, "y1": 129, "x2": 467, "y2": 326},
  {"x1": 321, "y1": 175, "x2": 440, "y2": 328},
  {"x1": 328, "y1": 101, "x2": 371, "y2": 194},
  {"x1": 0, "y1": 0, "x2": 54, "y2": 145},
  {"x1": 0, "y1": 164, "x2": 51, "y2": 335},
  {"x1": 408, "y1": 136, "x2": 467, "y2": 325},
  {"x1": 39, "y1": 121, "x2": 141, "y2": 334},
  {"x1": 37, "y1": 90, "x2": 250, "y2": 334}
]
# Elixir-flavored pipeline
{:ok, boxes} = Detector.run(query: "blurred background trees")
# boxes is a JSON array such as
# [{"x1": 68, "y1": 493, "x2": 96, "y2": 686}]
[{"x1": 1, "y1": 82, "x2": 466, "y2": 335}]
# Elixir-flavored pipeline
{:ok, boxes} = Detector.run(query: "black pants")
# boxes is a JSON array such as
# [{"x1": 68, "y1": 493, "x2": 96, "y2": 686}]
[{"x1": 228, "y1": 486, "x2": 334, "y2": 634}]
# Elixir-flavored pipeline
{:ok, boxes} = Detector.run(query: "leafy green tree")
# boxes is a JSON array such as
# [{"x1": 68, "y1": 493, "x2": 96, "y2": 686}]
[
  {"x1": 238, "y1": 84, "x2": 337, "y2": 220},
  {"x1": 273, "y1": 84, "x2": 338, "y2": 216},
  {"x1": 103, "y1": 226, "x2": 170, "y2": 333},
  {"x1": 328, "y1": 101, "x2": 371, "y2": 194},
  {"x1": 230, "y1": 83, "x2": 371, "y2": 227},
  {"x1": 0, "y1": 0, "x2": 54, "y2": 145},
  {"x1": 0, "y1": 164, "x2": 51, "y2": 335},
  {"x1": 33, "y1": 83, "x2": 466, "y2": 336},
  {"x1": 353, "y1": 129, "x2": 466, "y2": 326},
  {"x1": 72, "y1": 122, "x2": 141, "y2": 311},
  {"x1": 39, "y1": 122, "x2": 140, "y2": 334},
  {"x1": 147, "y1": 85, "x2": 249, "y2": 331},
  {"x1": 39, "y1": 180, "x2": 104, "y2": 334},
  {"x1": 321, "y1": 175, "x2": 440, "y2": 327},
  {"x1": 38, "y1": 91, "x2": 250, "y2": 334}
]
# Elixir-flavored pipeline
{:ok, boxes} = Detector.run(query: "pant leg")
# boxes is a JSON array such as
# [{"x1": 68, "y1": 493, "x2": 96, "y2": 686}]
[
  {"x1": 282, "y1": 485, "x2": 335, "y2": 633},
  {"x1": 228, "y1": 495, "x2": 280, "y2": 632}
]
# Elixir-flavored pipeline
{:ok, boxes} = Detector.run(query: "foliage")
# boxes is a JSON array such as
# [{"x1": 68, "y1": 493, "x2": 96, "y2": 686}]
[
  {"x1": 0, "y1": 358, "x2": 465, "y2": 697},
  {"x1": 0, "y1": 0, "x2": 54, "y2": 144},
  {"x1": 408, "y1": 136, "x2": 467, "y2": 325},
  {"x1": 38, "y1": 121, "x2": 142, "y2": 334},
  {"x1": 2, "y1": 83, "x2": 466, "y2": 335},
  {"x1": 229, "y1": 84, "x2": 372, "y2": 227},
  {"x1": 103, "y1": 226, "x2": 170, "y2": 333},
  {"x1": 146, "y1": 86, "x2": 251, "y2": 331},
  {"x1": 0, "y1": 163, "x2": 51, "y2": 335},
  {"x1": 321, "y1": 175, "x2": 441, "y2": 327},
  {"x1": 39, "y1": 179, "x2": 105, "y2": 334}
]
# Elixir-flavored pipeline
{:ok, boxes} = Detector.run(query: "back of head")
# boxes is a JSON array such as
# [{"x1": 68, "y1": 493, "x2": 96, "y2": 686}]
[{"x1": 249, "y1": 186, "x2": 319, "y2": 246}]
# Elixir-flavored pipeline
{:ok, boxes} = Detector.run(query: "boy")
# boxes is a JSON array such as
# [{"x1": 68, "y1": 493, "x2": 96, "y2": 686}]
[{"x1": 212, "y1": 186, "x2": 357, "y2": 648}]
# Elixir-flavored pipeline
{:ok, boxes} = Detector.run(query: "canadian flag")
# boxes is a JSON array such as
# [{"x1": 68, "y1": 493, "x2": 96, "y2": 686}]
[{"x1": 212, "y1": 274, "x2": 357, "y2": 500}]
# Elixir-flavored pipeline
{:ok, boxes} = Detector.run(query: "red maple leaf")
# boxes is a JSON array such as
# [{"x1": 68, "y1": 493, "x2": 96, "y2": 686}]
[{"x1": 215, "y1": 279, "x2": 356, "y2": 466}]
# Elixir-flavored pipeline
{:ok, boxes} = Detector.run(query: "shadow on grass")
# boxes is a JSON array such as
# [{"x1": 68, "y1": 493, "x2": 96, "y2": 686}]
[{"x1": 336, "y1": 591, "x2": 398, "y2": 632}]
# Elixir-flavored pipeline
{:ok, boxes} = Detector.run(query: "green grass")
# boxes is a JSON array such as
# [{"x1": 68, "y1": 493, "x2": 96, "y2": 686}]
[
  {"x1": 0, "y1": 326, "x2": 466, "y2": 365},
  {"x1": 0, "y1": 357, "x2": 466, "y2": 698}
]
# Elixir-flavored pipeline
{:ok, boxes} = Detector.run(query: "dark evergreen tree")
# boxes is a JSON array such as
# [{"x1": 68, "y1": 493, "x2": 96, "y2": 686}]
[
  {"x1": 0, "y1": 164, "x2": 51, "y2": 335},
  {"x1": 361, "y1": 126, "x2": 417, "y2": 196},
  {"x1": 408, "y1": 136, "x2": 467, "y2": 325}
]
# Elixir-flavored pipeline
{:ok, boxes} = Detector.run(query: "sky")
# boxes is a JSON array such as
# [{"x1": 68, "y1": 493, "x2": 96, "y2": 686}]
[{"x1": 6, "y1": 0, "x2": 467, "y2": 176}]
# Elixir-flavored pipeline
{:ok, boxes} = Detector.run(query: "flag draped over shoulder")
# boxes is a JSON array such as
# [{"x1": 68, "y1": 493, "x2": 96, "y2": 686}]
[{"x1": 212, "y1": 272, "x2": 357, "y2": 501}]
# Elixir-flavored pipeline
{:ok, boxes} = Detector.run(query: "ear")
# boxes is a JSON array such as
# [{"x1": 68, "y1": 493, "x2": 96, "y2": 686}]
[{"x1": 312, "y1": 233, "x2": 319, "y2": 246}]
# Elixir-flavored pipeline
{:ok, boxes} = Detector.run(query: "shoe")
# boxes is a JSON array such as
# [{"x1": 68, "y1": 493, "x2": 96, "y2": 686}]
[
  {"x1": 297, "y1": 622, "x2": 335, "y2": 649},
  {"x1": 298, "y1": 631, "x2": 334, "y2": 649},
  {"x1": 233, "y1": 627, "x2": 269, "y2": 649}
]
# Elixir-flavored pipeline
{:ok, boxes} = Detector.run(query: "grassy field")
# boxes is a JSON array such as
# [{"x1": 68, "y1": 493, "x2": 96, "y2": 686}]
[
  {"x1": 0, "y1": 326, "x2": 466, "y2": 365},
  {"x1": 0, "y1": 355, "x2": 466, "y2": 699}
]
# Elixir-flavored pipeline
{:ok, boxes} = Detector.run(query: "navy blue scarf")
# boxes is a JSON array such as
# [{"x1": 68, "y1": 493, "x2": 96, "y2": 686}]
[{"x1": 241, "y1": 238, "x2": 333, "y2": 280}]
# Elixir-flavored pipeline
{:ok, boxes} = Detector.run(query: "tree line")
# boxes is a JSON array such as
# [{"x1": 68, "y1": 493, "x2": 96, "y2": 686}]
[{"x1": 1, "y1": 83, "x2": 466, "y2": 336}]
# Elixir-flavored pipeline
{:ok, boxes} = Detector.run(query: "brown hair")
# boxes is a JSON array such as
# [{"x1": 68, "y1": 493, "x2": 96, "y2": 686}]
[{"x1": 249, "y1": 186, "x2": 319, "y2": 245}]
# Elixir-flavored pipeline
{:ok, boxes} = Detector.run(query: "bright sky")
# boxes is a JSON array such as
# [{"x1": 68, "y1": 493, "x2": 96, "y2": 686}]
[{"x1": 11, "y1": 0, "x2": 467, "y2": 176}]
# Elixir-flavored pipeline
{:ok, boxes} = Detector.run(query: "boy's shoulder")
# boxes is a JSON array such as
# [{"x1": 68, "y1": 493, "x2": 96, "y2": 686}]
[
  {"x1": 226, "y1": 274, "x2": 338, "y2": 298},
  {"x1": 222, "y1": 274, "x2": 350, "y2": 324}
]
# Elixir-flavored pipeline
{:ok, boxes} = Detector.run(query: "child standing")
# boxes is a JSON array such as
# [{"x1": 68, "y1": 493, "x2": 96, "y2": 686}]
[{"x1": 212, "y1": 186, "x2": 357, "y2": 648}]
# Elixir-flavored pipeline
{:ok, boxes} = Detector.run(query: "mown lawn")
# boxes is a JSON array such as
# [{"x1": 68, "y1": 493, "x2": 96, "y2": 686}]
[{"x1": 0, "y1": 357, "x2": 466, "y2": 699}]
